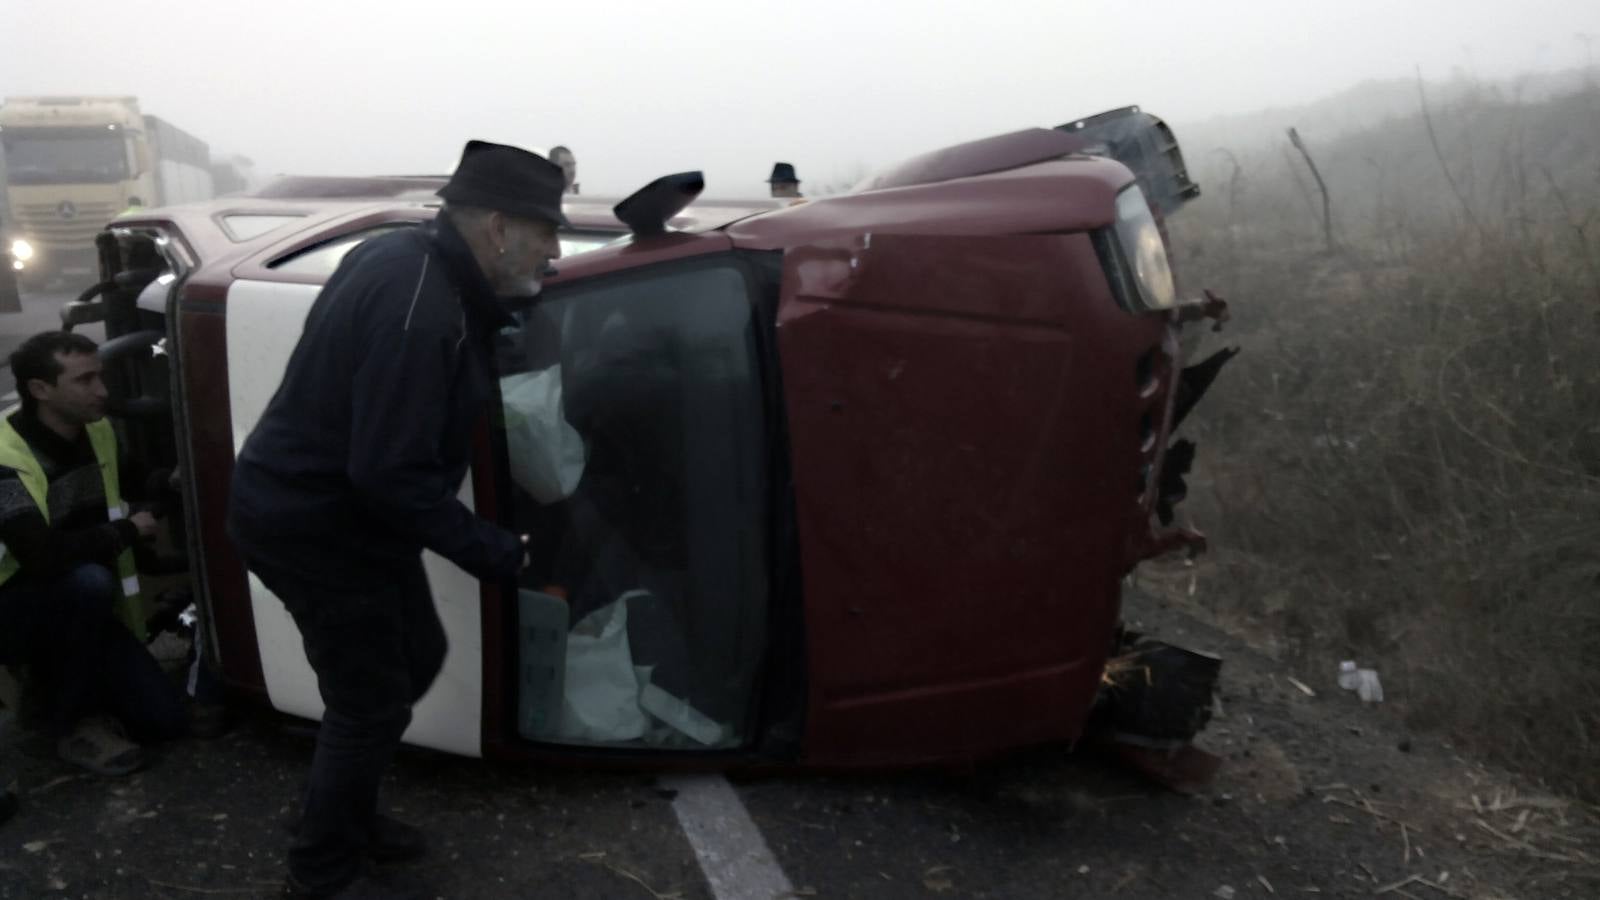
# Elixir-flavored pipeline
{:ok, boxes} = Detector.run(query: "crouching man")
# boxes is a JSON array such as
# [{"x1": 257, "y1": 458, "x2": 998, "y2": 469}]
[{"x1": 0, "y1": 332, "x2": 187, "y2": 775}]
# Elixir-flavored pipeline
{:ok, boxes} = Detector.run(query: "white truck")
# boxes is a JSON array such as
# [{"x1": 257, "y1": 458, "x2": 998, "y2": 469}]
[{"x1": 0, "y1": 96, "x2": 215, "y2": 285}]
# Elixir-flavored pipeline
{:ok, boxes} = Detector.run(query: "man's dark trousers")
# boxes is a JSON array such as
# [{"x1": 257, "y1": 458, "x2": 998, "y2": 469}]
[
  {"x1": 249, "y1": 557, "x2": 445, "y2": 892},
  {"x1": 0, "y1": 564, "x2": 187, "y2": 739}
]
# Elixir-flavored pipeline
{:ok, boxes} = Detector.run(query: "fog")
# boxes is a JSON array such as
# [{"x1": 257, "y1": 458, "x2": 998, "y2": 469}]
[{"x1": 2, "y1": 0, "x2": 1596, "y2": 196}]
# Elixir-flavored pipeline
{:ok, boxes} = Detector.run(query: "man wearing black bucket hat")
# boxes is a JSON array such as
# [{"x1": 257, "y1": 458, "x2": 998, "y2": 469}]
[
  {"x1": 767, "y1": 161, "x2": 802, "y2": 199},
  {"x1": 228, "y1": 140, "x2": 566, "y2": 899}
]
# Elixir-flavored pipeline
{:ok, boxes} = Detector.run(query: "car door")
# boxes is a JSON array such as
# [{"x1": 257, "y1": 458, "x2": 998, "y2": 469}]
[{"x1": 221, "y1": 211, "x2": 497, "y2": 757}]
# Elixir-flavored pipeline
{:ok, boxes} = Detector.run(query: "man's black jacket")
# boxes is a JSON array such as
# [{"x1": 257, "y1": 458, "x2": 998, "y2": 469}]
[{"x1": 228, "y1": 215, "x2": 522, "y2": 588}]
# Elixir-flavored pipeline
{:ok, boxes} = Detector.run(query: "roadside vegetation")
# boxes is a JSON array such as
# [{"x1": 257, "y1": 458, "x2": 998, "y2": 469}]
[{"x1": 1168, "y1": 77, "x2": 1600, "y2": 799}]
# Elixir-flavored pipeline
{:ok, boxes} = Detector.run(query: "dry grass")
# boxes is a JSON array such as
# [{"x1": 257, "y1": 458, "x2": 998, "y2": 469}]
[{"x1": 1167, "y1": 81, "x2": 1600, "y2": 799}]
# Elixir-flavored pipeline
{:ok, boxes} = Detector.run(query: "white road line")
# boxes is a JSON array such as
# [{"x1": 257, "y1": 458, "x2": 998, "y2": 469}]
[{"x1": 661, "y1": 773, "x2": 795, "y2": 900}]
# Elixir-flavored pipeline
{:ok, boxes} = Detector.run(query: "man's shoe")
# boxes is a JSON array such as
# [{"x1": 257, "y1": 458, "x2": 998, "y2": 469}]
[
  {"x1": 368, "y1": 814, "x2": 426, "y2": 864},
  {"x1": 281, "y1": 871, "x2": 425, "y2": 899},
  {"x1": 56, "y1": 715, "x2": 144, "y2": 776}
]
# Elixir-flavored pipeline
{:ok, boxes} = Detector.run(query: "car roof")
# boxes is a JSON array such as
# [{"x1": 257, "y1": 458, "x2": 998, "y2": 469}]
[
  {"x1": 251, "y1": 174, "x2": 448, "y2": 201},
  {"x1": 112, "y1": 184, "x2": 782, "y2": 270},
  {"x1": 113, "y1": 197, "x2": 408, "y2": 265}
]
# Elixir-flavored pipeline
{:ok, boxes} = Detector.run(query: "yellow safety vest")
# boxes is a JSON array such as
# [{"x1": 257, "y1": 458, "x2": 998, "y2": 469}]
[{"x1": 0, "y1": 417, "x2": 147, "y2": 640}]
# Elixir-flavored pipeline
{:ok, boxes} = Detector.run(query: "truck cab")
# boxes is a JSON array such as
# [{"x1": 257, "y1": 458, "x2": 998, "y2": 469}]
[{"x1": 1, "y1": 96, "x2": 214, "y2": 284}]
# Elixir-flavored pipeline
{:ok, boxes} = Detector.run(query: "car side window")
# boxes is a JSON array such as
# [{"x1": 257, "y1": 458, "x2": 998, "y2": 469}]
[
  {"x1": 497, "y1": 260, "x2": 771, "y2": 750},
  {"x1": 269, "y1": 223, "x2": 416, "y2": 277}
]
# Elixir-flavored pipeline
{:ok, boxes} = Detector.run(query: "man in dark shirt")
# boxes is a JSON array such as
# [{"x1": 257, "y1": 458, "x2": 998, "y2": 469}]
[
  {"x1": 0, "y1": 331, "x2": 187, "y2": 776},
  {"x1": 229, "y1": 141, "x2": 565, "y2": 900}
]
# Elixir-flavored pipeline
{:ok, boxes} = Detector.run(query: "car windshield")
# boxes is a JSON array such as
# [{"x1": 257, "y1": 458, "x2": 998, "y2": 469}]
[{"x1": 1, "y1": 128, "x2": 129, "y2": 185}]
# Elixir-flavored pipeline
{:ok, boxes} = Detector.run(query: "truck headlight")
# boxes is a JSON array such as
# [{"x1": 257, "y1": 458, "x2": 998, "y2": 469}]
[
  {"x1": 9, "y1": 239, "x2": 33, "y2": 263},
  {"x1": 1093, "y1": 185, "x2": 1176, "y2": 312}
]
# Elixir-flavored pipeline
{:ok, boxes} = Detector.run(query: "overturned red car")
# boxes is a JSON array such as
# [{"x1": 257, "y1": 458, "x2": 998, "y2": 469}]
[{"x1": 76, "y1": 107, "x2": 1230, "y2": 771}]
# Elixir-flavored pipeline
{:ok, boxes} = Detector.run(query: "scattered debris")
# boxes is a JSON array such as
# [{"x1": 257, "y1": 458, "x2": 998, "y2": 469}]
[
  {"x1": 22, "y1": 840, "x2": 51, "y2": 853},
  {"x1": 1321, "y1": 788, "x2": 1425, "y2": 833},
  {"x1": 1258, "y1": 874, "x2": 1275, "y2": 894},
  {"x1": 1473, "y1": 817, "x2": 1595, "y2": 864},
  {"x1": 1356, "y1": 670, "x2": 1383, "y2": 703},
  {"x1": 143, "y1": 878, "x2": 279, "y2": 896},
  {"x1": 1371, "y1": 872, "x2": 1463, "y2": 897},
  {"x1": 1481, "y1": 793, "x2": 1570, "y2": 814},
  {"x1": 1336, "y1": 661, "x2": 1382, "y2": 702},
  {"x1": 1374, "y1": 874, "x2": 1424, "y2": 895},
  {"x1": 591, "y1": 861, "x2": 683, "y2": 900},
  {"x1": 923, "y1": 867, "x2": 956, "y2": 893},
  {"x1": 27, "y1": 775, "x2": 84, "y2": 796},
  {"x1": 1286, "y1": 677, "x2": 1317, "y2": 698},
  {"x1": 1214, "y1": 885, "x2": 1237, "y2": 900}
]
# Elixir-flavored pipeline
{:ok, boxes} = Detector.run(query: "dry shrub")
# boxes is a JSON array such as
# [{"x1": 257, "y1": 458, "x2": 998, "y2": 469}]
[{"x1": 1168, "y1": 82, "x2": 1600, "y2": 798}]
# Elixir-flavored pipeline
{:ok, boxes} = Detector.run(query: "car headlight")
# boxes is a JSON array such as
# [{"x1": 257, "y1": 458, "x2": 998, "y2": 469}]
[
  {"x1": 9, "y1": 238, "x2": 33, "y2": 263},
  {"x1": 1092, "y1": 185, "x2": 1177, "y2": 312}
]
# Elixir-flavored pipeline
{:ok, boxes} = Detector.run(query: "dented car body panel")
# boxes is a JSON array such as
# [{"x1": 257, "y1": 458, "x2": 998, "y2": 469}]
[{"x1": 773, "y1": 231, "x2": 1176, "y2": 764}]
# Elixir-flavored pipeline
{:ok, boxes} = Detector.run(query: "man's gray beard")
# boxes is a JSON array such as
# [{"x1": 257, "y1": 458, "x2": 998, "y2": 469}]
[
  {"x1": 500, "y1": 277, "x2": 542, "y2": 298},
  {"x1": 492, "y1": 261, "x2": 543, "y2": 298}
]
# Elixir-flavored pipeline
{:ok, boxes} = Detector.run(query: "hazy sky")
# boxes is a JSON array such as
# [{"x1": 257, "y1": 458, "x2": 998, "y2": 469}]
[{"x1": 2, "y1": 0, "x2": 1596, "y2": 196}]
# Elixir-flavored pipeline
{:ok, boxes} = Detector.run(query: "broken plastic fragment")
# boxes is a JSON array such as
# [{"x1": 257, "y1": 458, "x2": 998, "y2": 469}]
[{"x1": 1356, "y1": 669, "x2": 1383, "y2": 703}]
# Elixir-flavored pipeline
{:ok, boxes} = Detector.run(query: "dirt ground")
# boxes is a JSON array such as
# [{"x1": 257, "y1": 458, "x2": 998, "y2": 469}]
[{"x1": 2, "y1": 585, "x2": 1596, "y2": 899}]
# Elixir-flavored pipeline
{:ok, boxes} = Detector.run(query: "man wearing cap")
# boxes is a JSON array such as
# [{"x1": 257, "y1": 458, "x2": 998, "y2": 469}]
[
  {"x1": 549, "y1": 145, "x2": 579, "y2": 195},
  {"x1": 767, "y1": 161, "x2": 802, "y2": 199},
  {"x1": 228, "y1": 140, "x2": 566, "y2": 899}
]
